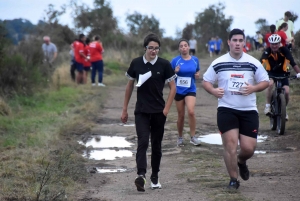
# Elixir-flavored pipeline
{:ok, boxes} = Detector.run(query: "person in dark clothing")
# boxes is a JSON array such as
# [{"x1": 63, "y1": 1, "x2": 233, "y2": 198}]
[{"x1": 121, "y1": 33, "x2": 176, "y2": 192}]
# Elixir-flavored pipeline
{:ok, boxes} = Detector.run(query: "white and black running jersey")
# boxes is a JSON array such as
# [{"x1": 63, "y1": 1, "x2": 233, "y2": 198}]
[{"x1": 203, "y1": 53, "x2": 269, "y2": 111}]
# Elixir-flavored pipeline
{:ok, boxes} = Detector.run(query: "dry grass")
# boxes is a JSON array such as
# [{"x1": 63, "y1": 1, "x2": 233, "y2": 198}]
[
  {"x1": 104, "y1": 48, "x2": 140, "y2": 65},
  {"x1": 0, "y1": 61, "x2": 111, "y2": 200},
  {"x1": 0, "y1": 97, "x2": 11, "y2": 116}
]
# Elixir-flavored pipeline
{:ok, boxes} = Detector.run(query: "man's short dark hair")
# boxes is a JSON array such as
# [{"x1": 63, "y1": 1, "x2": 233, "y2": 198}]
[
  {"x1": 270, "y1": 24, "x2": 276, "y2": 33},
  {"x1": 228, "y1": 29, "x2": 245, "y2": 40},
  {"x1": 79, "y1": 34, "x2": 85, "y2": 40},
  {"x1": 143, "y1": 33, "x2": 161, "y2": 47},
  {"x1": 94, "y1": 35, "x2": 100, "y2": 41},
  {"x1": 285, "y1": 11, "x2": 292, "y2": 18},
  {"x1": 86, "y1": 38, "x2": 90, "y2": 44}
]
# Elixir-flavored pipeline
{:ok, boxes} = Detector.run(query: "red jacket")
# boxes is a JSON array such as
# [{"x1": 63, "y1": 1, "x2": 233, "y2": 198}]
[{"x1": 89, "y1": 41, "x2": 104, "y2": 62}]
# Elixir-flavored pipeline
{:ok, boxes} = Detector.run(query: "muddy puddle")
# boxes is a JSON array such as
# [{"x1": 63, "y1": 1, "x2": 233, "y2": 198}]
[
  {"x1": 97, "y1": 167, "x2": 128, "y2": 173},
  {"x1": 83, "y1": 149, "x2": 133, "y2": 160},
  {"x1": 198, "y1": 133, "x2": 267, "y2": 145},
  {"x1": 79, "y1": 135, "x2": 134, "y2": 162},
  {"x1": 79, "y1": 136, "x2": 133, "y2": 148}
]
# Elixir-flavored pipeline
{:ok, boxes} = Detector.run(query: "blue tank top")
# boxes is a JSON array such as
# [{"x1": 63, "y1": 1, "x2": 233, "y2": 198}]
[{"x1": 171, "y1": 55, "x2": 200, "y2": 95}]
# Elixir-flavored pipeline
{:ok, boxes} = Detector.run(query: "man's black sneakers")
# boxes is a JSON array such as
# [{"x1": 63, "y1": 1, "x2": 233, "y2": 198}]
[
  {"x1": 135, "y1": 175, "x2": 146, "y2": 192},
  {"x1": 238, "y1": 162, "x2": 250, "y2": 181}
]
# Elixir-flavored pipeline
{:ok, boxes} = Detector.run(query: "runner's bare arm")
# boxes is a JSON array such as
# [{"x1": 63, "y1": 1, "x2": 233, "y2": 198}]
[
  {"x1": 121, "y1": 80, "x2": 135, "y2": 123},
  {"x1": 195, "y1": 70, "x2": 200, "y2": 79},
  {"x1": 202, "y1": 80, "x2": 224, "y2": 98},
  {"x1": 163, "y1": 80, "x2": 176, "y2": 116},
  {"x1": 241, "y1": 81, "x2": 269, "y2": 95}
]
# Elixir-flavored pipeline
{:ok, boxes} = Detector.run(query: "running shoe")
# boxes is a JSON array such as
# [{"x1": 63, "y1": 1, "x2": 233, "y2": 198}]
[
  {"x1": 150, "y1": 176, "x2": 162, "y2": 189},
  {"x1": 264, "y1": 106, "x2": 271, "y2": 115},
  {"x1": 190, "y1": 136, "x2": 201, "y2": 146},
  {"x1": 98, "y1": 83, "x2": 106, "y2": 87},
  {"x1": 135, "y1": 175, "x2": 146, "y2": 192},
  {"x1": 238, "y1": 162, "x2": 250, "y2": 181},
  {"x1": 286, "y1": 113, "x2": 289, "y2": 121},
  {"x1": 227, "y1": 179, "x2": 240, "y2": 190},
  {"x1": 92, "y1": 83, "x2": 96, "y2": 86},
  {"x1": 177, "y1": 137, "x2": 184, "y2": 147}
]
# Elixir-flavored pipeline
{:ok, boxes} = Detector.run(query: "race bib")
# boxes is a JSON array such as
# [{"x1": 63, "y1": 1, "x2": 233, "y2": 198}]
[
  {"x1": 227, "y1": 74, "x2": 245, "y2": 92},
  {"x1": 177, "y1": 76, "x2": 191, "y2": 88}
]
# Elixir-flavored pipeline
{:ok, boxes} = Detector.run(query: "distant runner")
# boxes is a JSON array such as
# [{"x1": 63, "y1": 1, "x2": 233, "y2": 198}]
[{"x1": 171, "y1": 39, "x2": 201, "y2": 147}]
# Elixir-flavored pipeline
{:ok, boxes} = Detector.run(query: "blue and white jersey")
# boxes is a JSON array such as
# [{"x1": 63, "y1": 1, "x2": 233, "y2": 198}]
[
  {"x1": 215, "y1": 39, "x2": 223, "y2": 50},
  {"x1": 171, "y1": 55, "x2": 200, "y2": 95},
  {"x1": 203, "y1": 52, "x2": 269, "y2": 111},
  {"x1": 208, "y1": 40, "x2": 216, "y2": 51}
]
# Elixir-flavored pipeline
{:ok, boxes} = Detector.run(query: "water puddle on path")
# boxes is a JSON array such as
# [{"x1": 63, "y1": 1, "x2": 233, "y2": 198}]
[
  {"x1": 79, "y1": 136, "x2": 134, "y2": 161},
  {"x1": 198, "y1": 133, "x2": 268, "y2": 145},
  {"x1": 254, "y1": 150, "x2": 267, "y2": 154},
  {"x1": 119, "y1": 123, "x2": 135, "y2": 127},
  {"x1": 83, "y1": 149, "x2": 133, "y2": 160},
  {"x1": 79, "y1": 136, "x2": 133, "y2": 148},
  {"x1": 198, "y1": 133, "x2": 222, "y2": 145},
  {"x1": 97, "y1": 167, "x2": 127, "y2": 173}
]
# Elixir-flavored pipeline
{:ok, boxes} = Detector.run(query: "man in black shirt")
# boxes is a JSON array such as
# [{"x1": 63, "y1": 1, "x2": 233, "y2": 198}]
[{"x1": 121, "y1": 33, "x2": 176, "y2": 192}]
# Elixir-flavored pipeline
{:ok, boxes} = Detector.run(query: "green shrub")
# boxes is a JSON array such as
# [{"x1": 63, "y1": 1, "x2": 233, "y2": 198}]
[{"x1": 0, "y1": 38, "x2": 47, "y2": 96}]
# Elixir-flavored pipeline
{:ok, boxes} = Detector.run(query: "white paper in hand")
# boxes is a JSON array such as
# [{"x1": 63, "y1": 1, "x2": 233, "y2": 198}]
[{"x1": 136, "y1": 71, "x2": 152, "y2": 87}]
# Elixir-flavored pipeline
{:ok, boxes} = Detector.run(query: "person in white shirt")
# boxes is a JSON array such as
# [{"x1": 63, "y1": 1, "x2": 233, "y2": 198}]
[
  {"x1": 189, "y1": 36, "x2": 197, "y2": 55},
  {"x1": 202, "y1": 28, "x2": 269, "y2": 190}
]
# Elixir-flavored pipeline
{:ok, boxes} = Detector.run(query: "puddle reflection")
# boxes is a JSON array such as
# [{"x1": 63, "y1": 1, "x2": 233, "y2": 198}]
[
  {"x1": 97, "y1": 167, "x2": 127, "y2": 173},
  {"x1": 254, "y1": 150, "x2": 267, "y2": 154},
  {"x1": 119, "y1": 123, "x2": 135, "y2": 127},
  {"x1": 84, "y1": 149, "x2": 133, "y2": 160},
  {"x1": 79, "y1": 136, "x2": 133, "y2": 148},
  {"x1": 198, "y1": 133, "x2": 267, "y2": 145},
  {"x1": 199, "y1": 133, "x2": 222, "y2": 145}
]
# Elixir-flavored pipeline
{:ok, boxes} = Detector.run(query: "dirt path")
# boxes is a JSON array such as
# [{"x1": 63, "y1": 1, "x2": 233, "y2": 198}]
[{"x1": 77, "y1": 58, "x2": 300, "y2": 201}]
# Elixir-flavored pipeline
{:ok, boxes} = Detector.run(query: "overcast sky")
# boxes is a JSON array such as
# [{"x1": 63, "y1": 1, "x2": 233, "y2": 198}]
[{"x1": 1, "y1": 0, "x2": 299, "y2": 38}]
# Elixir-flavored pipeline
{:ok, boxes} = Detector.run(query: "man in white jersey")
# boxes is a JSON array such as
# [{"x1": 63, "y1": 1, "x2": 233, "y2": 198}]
[
  {"x1": 202, "y1": 29, "x2": 269, "y2": 189},
  {"x1": 189, "y1": 36, "x2": 197, "y2": 55}
]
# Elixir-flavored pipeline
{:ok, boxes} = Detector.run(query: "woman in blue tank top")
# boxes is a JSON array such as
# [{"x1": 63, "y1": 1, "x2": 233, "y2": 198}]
[{"x1": 171, "y1": 39, "x2": 201, "y2": 147}]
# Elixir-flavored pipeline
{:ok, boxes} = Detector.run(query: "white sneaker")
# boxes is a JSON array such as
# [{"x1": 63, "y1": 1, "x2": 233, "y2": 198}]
[
  {"x1": 150, "y1": 177, "x2": 162, "y2": 189},
  {"x1": 177, "y1": 137, "x2": 184, "y2": 147},
  {"x1": 92, "y1": 83, "x2": 96, "y2": 86},
  {"x1": 264, "y1": 106, "x2": 271, "y2": 115},
  {"x1": 190, "y1": 136, "x2": 201, "y2": 146},
  {"x1": 98, "y1": 83, "x2": 106, "y2": 87},
  {"x1": 286, "y1": 114, "x2": 289, "y2": 121}
]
